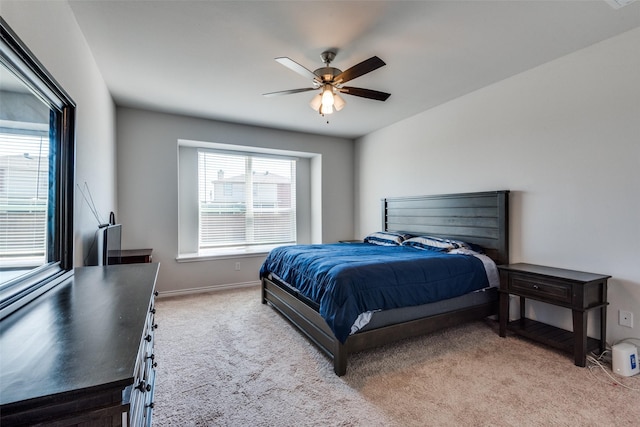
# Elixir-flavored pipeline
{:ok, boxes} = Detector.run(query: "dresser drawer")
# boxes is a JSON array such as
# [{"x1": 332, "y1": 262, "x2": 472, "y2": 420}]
[
  {"x1": 128, "y1": 290, "x2": 157, "y2": 427},
  {"x1": 508, "y1": 274, "x2": 572, "y2": 304}
]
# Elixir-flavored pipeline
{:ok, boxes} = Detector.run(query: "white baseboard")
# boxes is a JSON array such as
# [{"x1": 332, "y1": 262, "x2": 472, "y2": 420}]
[{"x1": 156, "y1": 280, "x2": 261, "y2": 298}]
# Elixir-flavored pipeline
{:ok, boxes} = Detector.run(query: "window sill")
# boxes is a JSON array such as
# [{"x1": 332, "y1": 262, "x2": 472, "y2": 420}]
[{"x1": 176, "y1": 244, "x2": 286, "y2": 263}]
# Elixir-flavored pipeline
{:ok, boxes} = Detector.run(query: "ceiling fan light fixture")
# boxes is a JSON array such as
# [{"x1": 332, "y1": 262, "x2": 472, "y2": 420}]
[
  {"x1": 309, "y1": 93, "x2": 322, "y2": 111},
  {"x1": 311, "y1": 85, "x2": 339, "y2": 115},
  {"x1": 319, "y1": 103, "x2": 333, "y2": 115},
  {"x1": 321, "y1": 84, "x2": 334, "y2": 108}
]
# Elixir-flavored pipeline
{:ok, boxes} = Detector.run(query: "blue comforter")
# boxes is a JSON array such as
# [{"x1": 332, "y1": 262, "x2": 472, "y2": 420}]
[{"x1": 259, "y1": 243, "x2": 490, "y2": 343}]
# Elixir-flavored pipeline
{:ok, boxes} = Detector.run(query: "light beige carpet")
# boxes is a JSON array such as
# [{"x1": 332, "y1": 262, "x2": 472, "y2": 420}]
[{"x1": 152, "y1": 286, "x2": 639, "y2": 426}]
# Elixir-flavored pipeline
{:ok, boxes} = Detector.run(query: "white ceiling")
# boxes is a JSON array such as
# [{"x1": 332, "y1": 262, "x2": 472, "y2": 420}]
[{"x1": 68, "y1": 0, "x2": 640, "y2": 139}]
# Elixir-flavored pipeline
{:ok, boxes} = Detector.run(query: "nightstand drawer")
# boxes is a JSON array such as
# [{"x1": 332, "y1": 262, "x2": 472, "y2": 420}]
[{"x1": 509, "y1": 274, "x2": 572, "y2": 304}]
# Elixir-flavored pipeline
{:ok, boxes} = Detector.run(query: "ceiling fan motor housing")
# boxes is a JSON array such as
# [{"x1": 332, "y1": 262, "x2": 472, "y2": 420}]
[{"x1": 314, "y1": 67, "x2": 342, "y2": 83}]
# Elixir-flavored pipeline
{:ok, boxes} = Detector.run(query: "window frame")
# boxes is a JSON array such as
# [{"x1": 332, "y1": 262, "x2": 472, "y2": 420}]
[
  {"x1": 0, "y1": 17, "x2": 75, "y2": 319},
  {"x1": 177, "y1": 139, "x2": 314, "y2": 262},
  {"x1": 196, "y1": 148, "x2": 297, "y2": 251}
]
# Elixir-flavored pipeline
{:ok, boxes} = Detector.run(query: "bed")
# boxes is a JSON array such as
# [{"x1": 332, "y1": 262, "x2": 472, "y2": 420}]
[{"x1": 260, "y1": 190, "x2": 509, "y2": 376}]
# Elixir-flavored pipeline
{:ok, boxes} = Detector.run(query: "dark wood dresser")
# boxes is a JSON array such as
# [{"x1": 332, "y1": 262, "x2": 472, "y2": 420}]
[{"x1": 0, "y1": 263, "x2": 160, "y2": 426}]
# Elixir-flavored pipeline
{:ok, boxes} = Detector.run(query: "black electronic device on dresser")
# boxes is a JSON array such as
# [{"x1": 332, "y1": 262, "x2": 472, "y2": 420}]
[
  {"x1": 95, "y1": 223, "x2": 122, "y2": 265},
  {"x1": 498, "y1": 263, "x2": 610, "y2": 367},
  {"x1": 0, "y1": 263, "x2": 160, "y2": 426}
]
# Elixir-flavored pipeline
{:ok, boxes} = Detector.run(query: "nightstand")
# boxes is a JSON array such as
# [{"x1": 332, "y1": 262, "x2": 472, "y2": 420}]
[
  {"x1": 109, "y1": 248, "x2": 153, "y2": 264},
  {"x1": 498, "y1": 263, "x2": 609, "y2": 367}
]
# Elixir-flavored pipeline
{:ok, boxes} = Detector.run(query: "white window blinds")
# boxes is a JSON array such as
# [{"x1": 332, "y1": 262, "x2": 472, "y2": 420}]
[
  {"x1": 197, "y1": 149, "x2": 296, "y2": 249},
  {"x1": 0, "y1": 132, "x2": 49, "y2": 267}
]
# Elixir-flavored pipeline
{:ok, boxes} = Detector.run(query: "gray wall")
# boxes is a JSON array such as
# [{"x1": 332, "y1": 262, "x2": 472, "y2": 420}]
[
  {"x1": 355, "y1": 28, "x2": 640, "y2": 343},
  {"x1": 5, "y1": 0, "x2": 636, "y2": 344},
  {"x1": 116, "y1": 107, "x2": 353, "y2": 294}
]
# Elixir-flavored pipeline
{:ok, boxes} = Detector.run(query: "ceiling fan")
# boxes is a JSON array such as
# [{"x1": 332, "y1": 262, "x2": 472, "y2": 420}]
[{"x1": 263, "y1": 50, "x2": 390, "y2": 115}]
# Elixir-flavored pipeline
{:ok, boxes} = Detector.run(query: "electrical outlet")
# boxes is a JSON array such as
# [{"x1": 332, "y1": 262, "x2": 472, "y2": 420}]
[
  {"x1": 235, "y1": 262, "x2": 241, "y2": 271},
  {"x1": 619, "y1": 310, "x2": 633, "y2": 328}
]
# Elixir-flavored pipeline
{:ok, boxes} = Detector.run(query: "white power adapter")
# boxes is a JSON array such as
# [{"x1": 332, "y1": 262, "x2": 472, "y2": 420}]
[{"x1": 612, "y1": 342, "x2": 639, "y2": 377}]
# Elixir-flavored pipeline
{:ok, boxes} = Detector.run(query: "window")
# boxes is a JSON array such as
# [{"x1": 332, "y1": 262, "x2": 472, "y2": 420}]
[
  {"x1": 197, "y1": 149, "x2": 296, "y2": 251},
  {"x1": 0, "y1": 18, "x2": 75, "y2": 318},
  {"x1": 1, "y1": 122, "x2": 49, "y2": 269},
  {"x1": 178, "y1": 140, "x2": 313, "y2": 259}
]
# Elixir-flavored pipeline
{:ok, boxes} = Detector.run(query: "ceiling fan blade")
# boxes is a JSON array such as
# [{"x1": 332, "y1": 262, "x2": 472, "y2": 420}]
[
  {"x1": 334, "y1": 56, "x2": 386, "y2": 84},
  {"x1": 262, "y1": 88, "x2": 316, "y2": 97},
  {"x1": 339, "y1": 86, "x2": 391, "y2": 101},
  {"x1": 275, "y1": 57, "x2": 320, "y2": 82}
]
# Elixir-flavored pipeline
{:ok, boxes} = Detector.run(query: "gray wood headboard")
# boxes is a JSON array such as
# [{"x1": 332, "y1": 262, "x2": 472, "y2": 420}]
[{"x1": 382, "y1": 190, "x2": 509, "y2": 265}]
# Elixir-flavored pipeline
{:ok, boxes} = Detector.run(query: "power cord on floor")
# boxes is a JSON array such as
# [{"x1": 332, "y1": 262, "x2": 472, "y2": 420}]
[{"x1": 587, "y1": 348, "x2": 640, "y2": 391}]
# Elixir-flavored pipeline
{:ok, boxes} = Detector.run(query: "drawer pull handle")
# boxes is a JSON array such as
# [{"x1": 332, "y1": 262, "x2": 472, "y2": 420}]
[
  {"x1": 146, "y1": 353, "x2": 158, "y2": 368},
  {"x1": 532, "y1": 284, "x2": 540, "y2": 290},
  {"x1": 147, "y1": 402, "x2": 155, "y2": 409},
  {"x1": 136, "y1": 381, "x2": 151, "y2": 392},
  {"x1": 145, "y1": 334, "x2": 152, "y2": 342},
  {"x1": 154, "y1": 291, "x2": 159, "y2": 297},
  {"x1": 152, "y1": 323, "x2": 159, "y2": 330},
  {"x1": 150, "y1": 307, "x2": 156, "y2": 314}
]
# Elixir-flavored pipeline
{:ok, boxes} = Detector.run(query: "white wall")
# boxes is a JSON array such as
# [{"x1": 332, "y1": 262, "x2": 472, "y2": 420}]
[
  {"x1": 116, "y1": 107, "x2": 353, "y2": 294},
  {"x1": 1, "y1": 0, "x2": 117, "y2": 267},
  {"x1": 355, "y1": 28, "x2": 640, "y2": 343}
]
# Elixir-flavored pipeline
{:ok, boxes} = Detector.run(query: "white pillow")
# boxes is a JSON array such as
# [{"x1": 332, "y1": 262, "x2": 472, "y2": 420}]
[{"x1": 363, "y1": 231, "x2": 412, "y2": 246}]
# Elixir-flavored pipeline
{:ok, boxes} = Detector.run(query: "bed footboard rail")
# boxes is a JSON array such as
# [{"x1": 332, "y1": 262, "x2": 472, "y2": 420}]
[
  {"x1": 344, "y1": 301, "x2": 498, "y2": 354},
  {"x1": 262, "y1": 277, "x2": 348, "y2": 375},
  {"x1": 262, "y1": 276, "x2": 497, "y2": 376}
]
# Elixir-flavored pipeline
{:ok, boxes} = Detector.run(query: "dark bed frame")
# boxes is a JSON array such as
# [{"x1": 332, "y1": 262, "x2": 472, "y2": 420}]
[{"x1": 261, "y1": 190, "x2": 509, "y2": 376}]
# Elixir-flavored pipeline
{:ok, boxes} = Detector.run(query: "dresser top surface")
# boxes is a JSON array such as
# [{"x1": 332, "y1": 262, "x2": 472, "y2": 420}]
[
  {"x1": 0, "y1": 263, "x2": 159, "y2": 407},
  {"x1": 498, "y1": 263, "x2": 610, "y2": 283}
]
